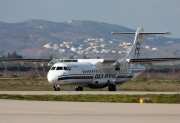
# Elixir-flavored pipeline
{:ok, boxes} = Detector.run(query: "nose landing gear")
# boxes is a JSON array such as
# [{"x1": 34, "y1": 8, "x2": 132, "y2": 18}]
[{"x1": 53, "y1": 85, "x2": 60, "y2": 91}]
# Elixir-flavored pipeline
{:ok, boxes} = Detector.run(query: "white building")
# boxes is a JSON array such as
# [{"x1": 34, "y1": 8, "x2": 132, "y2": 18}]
[
  {"x1": 59, "y1": 49, "x2": 65, "y2": 53},
  {"x1": 99, "y1": 38, "x2": 104, "y2": 42},
  {"x1": 70, "y1": 47, "x2": 76, "y2": 52},
  {"x1": 111, "y1": 50, "x2": 116, "y2": 53},
  {"x1": 53, "y1": 44, "x2": 59, "y2": 51},
  {"x1": 152, "y1": 48, "x2": 157, "y2": 50}
]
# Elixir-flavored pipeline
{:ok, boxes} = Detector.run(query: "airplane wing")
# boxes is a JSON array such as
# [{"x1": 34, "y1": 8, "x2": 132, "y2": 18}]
[
  {"x1": 126, "y1": 58, "x2": 180, "y2": 63},
  {"x1": 0, "y1": 58, "x2": 51, "y2": 62}
]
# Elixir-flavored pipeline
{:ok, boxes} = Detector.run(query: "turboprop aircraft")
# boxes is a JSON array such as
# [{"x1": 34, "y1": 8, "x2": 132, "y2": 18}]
[
  {"x1": 46, "y1": 27, "x2": 180, "y2": 91},
  {"x1": 1, "y1": 27, "x2": 180, "y2": 91}
]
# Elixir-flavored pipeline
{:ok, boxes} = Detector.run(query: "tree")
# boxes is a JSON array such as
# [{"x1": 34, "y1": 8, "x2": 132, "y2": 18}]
[{"x1": 5, "y1": 51, "x2": 23, "y2": 59}]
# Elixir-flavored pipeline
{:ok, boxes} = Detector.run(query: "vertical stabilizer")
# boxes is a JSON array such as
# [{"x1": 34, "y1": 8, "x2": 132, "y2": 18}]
[{"x1": 125, "y1": 27, "x2": 144, "y2": 59}]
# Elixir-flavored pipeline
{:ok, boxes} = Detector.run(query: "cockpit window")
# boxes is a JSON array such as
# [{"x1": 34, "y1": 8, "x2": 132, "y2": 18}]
[
  {"x1": 52, "y1": 66, "x2": 71, "y2": 71},
  {"x1": 67, "y1": 66, "x2": 71, "y2": 71},
  {"x1": 56, "y1": 67, "x2": 63, "y2": 70},
  {"x1": 51, "y1": 67, "x2": 56, "y2": 70},
  {"x1": 64, "y1": 67, "x2": 68, "y2": 71}
]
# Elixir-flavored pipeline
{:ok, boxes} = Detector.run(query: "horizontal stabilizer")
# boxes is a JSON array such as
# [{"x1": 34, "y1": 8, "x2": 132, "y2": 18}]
[
  {"x1": 111, "y1": 31, "x2": 171, "y2": 35},
  {"x1": 126, "y1": 58, "x2": 180, "y2": 63}
]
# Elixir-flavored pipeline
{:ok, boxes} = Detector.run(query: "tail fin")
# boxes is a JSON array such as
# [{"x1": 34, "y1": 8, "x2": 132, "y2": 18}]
[
  {"x1": 112, "y1": 27, "x2": 171, "y2": 60},
  {"x1": 125, "y1": 27, "x2": 144, "y2": 59}
]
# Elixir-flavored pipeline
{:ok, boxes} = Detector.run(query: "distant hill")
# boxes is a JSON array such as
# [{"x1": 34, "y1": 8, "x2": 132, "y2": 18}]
[{"x1": 0, "y1": 19, "x2": 179, "y2": 59}]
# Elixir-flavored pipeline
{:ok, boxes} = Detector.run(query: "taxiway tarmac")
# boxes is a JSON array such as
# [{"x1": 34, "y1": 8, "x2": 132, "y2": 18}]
[
  {"x1": 0, "y1": 91, "x2": 179, "y2": 95},
  {"x1": 0, "y1": 99, "x2": 180, "y2": 123}
]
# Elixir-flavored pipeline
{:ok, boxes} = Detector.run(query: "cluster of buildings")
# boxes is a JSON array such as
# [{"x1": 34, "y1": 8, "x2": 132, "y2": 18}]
[{"x1": 43, "y1": 38, "x2": 154, "y2": 58}]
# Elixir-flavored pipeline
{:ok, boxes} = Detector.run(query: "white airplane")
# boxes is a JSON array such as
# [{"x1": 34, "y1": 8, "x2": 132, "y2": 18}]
[
  {"x1": 1, "y1": 27, "x2": 179, "y2": 91},
  {"x1": 47, "y1": 27, "x2": 179, "y2": 91}
]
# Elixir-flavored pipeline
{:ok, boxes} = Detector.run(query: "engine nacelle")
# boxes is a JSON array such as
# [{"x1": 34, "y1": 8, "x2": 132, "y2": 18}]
[
  {"x1": 113, "y1": 59, "x2": 130, "y2": 69},
  {"x1": 113, "y1": 61, "x2": 120, "y2": 68}
]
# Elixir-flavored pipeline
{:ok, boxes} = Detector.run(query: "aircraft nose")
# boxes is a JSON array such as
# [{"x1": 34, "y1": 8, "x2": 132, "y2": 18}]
[{"x1": 47, "y1": 73, "x2": 57, "y2": 84}]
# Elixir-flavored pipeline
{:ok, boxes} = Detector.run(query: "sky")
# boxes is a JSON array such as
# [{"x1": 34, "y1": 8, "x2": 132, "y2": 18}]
[{"x1": 0, "y1": 0, "x2": 180, "y2": 38}]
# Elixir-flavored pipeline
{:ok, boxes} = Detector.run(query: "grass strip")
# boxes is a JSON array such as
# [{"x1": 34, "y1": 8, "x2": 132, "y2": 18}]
[{"x1": 0, "y1": 94, "x2": 180, "y2": 103}]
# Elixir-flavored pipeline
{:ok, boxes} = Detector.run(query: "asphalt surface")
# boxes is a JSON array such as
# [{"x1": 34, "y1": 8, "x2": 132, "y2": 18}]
[
  {"x1": 0, "y1": 91, "x2": 179, "y2": 95},
  {"x1": 0, "y1": 99, "x2": 180, "y2": 123}
]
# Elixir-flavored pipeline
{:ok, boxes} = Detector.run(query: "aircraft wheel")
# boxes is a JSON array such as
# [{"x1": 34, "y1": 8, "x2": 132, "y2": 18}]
[
  {"x1": 75, "y1": 86, "x2": 80, "y2": 91},
  {"x1": 112, "y1": 85, "x2": 116, "y2": 91},
  {"x1": 108, "y1": 85, "x2": 113, "y2": 91},
  {"x1": 79, "y1": 86, "x2": 83, "y2": 91},
  {"x1": 108, "y1": 84, "x2": 116, "y2": 91},
  {"x1": 53, "y1": 85, "x2": 57, "y2": 91},
  {"x1": 75, "y1": 86, "x2": 83, "y2": 91},
  {"x1": 57, "y1": 85, "x2": 60, "y2": 91},
  {"x1": 53, "y1": 85, "x2": 60, "y2": 91}
]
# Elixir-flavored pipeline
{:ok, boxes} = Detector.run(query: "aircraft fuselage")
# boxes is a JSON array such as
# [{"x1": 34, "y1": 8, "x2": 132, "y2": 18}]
[{"x1": 47, "y1": 62, "x2": 143, "y2": 89}]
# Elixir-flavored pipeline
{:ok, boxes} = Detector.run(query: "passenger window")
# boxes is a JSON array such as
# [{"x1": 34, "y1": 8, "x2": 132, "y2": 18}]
[
  {"x1": 51, "y1": 67, "x2": 56, "y2": 70},
  {"x1": 56, "y1": 67, "x2": 63, "y2": 70},
  {"x1": 64, "y1": 67, "x2": 68, "y2": 71}
]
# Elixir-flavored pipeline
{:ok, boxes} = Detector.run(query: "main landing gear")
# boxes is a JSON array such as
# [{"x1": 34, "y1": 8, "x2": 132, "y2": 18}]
[
  {"x1": 75, "y1": 86, "x2": 83, "y2": 91},
  {"x1": 108, "y1": 84, "x2": 116, "y2": 91},
  {"x1": 53, "y1": 85, "x2": 60, "y2": 91}
]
